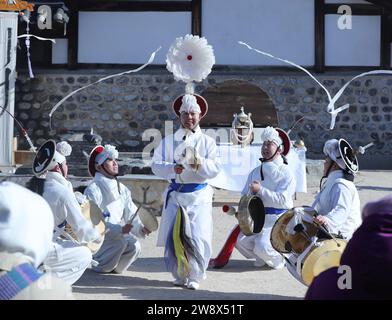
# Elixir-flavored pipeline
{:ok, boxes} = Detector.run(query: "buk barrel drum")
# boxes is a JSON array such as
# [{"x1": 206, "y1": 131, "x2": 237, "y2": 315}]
[
  {"x1": 64, "y1": 200, "x2": 106, "y2": 254},
  {"x1": 237, "y1": 195, "x2": 265, "y2": 236},
  {"x1": 270, "y1": 207, "x2": 319, "y2": 255},
  {"x1": 270, "y1": 206, "x2": 347, "y2": 286},
  {"x1": 300, "y1": 238, "x2": 347, "y2": 286}
]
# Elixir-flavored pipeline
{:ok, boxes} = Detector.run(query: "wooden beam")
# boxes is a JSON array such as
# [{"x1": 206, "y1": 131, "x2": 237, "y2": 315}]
[
  {"x1": 78, "y1": 1, "x2": 192, "y2": 12},
  {"x1": 67, "y1": 0, "x2": 78, "y2": 70},
  {"x1": 315, "y1": 0, "x2": 325, "y2": 73},
  {"x1": 191, "y1": 0, "x2": 202, "y2": 36},
  {"x1": 367, "y1": 0, "x2": 392, "y2": 13},
  {"x1": 380, "y1": 12, "x2": 391, "y2": 68},
  {"x1": 325, "y1": 4, "x2": 383, "y2": 16}
]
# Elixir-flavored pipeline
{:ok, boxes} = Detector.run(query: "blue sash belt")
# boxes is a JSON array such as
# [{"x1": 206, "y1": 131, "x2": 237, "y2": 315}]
[
  {"x1": 265, "y1": 207, "x2": 287, "y2": 215},
  {"x1": 165, "y1": 179, "x2": 208, "y2": 208},
  {"x1": 57, "y1": 220, "x2": 67, "y2": 228}
]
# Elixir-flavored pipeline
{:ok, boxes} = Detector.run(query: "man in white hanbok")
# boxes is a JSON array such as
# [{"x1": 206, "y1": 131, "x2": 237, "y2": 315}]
[
  {"x1": 85, "y1": 144, "x2": 150, "y2": 274},
  {"x1": 152, "y1": 93, "x2": 221, "y2": 290},
  {"x1": 312, "y1": 139, "x2": 361, "y2": 239},
  {"x1": 29, "y1": 140, "x2": 101, "y2": 285},
  {"x1": 235, "y1": 127, "x2": 296, "y2": 269}
]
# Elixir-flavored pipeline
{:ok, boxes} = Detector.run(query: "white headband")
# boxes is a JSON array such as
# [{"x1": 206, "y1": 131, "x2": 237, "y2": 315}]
[
  {"x1": 179, "y1": 94, "x2": 201, "y2": 114},
  {"x1": 95, "y1": 144, "x2": 119, "y2": 165},
  {"x1": 261, "y1": 126, "x2": 282, "y2": 147}
]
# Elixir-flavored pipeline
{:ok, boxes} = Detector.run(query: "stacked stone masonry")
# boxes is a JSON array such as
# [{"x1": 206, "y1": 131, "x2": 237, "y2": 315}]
[{"x1": 14, "y1": 70, "x2": 392, "y2": 159}]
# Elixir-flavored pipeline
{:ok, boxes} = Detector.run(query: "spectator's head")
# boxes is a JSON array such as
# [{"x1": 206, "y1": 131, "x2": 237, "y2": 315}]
[{"x1": 0, "y1": 182, "x2": 54, "y2": 268}]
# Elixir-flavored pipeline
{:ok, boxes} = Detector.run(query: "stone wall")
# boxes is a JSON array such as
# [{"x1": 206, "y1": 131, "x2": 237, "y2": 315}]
[{"x1": 14, "y1": 69, "x2": 392, "y2": 168}]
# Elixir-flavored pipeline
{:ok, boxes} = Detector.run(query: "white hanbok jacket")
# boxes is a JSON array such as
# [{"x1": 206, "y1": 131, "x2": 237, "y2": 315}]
[
  {"x1": 312, "y1": 170, "x2": 361, "y2": 239},
  {"x1": 84, "y1": 172, "x2": 145, "y2": 240},
  {"x1": 43, "y1": 171, "x2": 100, "y2": 243},
  {"x1": 152, "y1": 126, "x2": 221, "y2": 246},
  {"x1": 242, "y1": 156, "x2": 296, "y2": 216}
]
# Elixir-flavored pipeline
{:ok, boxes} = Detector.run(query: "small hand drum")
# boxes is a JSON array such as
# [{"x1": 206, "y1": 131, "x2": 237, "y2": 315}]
[{"x1": 64, "y1": 201, "x2": 106, "y2": 254}]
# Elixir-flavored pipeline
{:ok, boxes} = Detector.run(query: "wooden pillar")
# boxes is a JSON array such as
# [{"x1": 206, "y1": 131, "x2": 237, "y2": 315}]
[
  {"x1": 380, "y1": 12, "x2": 391, "y2": 69},
  {"x1": 315, "y1": 0, "x2": 325, "y2": 73},
  {"x1": 67, "y1": 0, "x2": 78, "y2": 70},
  {"x1": 192, "y1": 0, "x2": 202, "y2": 36}
]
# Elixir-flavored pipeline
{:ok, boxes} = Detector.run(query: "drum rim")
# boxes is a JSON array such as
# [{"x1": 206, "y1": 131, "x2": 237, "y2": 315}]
[
  {"x1": 237, "y1": 194, "x2": 265, "y2": 236},
  {"x1": 301, "y1": 239, "x2": 347, "y2": 286}
]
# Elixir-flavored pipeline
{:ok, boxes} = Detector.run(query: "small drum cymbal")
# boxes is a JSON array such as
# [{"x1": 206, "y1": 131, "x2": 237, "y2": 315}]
[{"x1": 237, "y1": 195, "x2": 265, "y2": 236}]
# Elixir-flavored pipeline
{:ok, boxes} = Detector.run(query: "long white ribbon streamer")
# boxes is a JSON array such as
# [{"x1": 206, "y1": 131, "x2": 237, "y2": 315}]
[
  {"x1": 238, "y1": 41, "x2": 392, "y2": 130},
  {"x1": 48, "y1": 46, "x2": 162, "y2": 129},
  {"x1": 18, "y1": 27, "x2": 57, "y2": 79},
  {"x1": 17, "y1": 34, "x2": 56, "y2": 43}
]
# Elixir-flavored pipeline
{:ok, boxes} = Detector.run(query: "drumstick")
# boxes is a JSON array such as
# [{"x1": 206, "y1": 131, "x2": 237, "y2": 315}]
[
  {"x1": 127, "y1": 204, "x2": 142, "y2": 225},
  {"x1": 312, "y1": 217, "x2": 341, "y2": 247}
]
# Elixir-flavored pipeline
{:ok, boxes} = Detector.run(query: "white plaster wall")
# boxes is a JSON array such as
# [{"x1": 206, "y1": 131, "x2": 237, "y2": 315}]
[
  {"x1": 52, "y1": 38, "x2": 68, "y2": 64},
  {"x1": 78, "y1": 12, "x2": 191, "y2": 64},
  {"x1": 202, "y1": 0, "x2": 315, "y2": 66},
  {"x1": 325, "y1": 15, "x2": 380, "y2": 66}
]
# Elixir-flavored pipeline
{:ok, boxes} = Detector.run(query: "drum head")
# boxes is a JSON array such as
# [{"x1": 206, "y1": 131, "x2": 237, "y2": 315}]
[
  {"x1": 138, "y1": 207, "x2": 159, "y2": 232},
  {"x1": 301, "y1": 239, "x2": 347, "y2": 286},
  {"x1": 270, "y1": 207, "x2": 319, "y2": 254},
  {"x1": 80, "y1": 201, "x2": 106, "y2": 254},
  {"x1": 270, "y1": 209, "x2": 294, "y2": 253}
]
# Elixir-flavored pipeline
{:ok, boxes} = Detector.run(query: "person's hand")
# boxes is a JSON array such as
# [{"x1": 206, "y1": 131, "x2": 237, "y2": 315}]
[
  {"x1": 174, "y1": 164, "x2": 184, "y2": 174},
  {"x1": 314, "y1": 215, "x2": 328, "y2": 226},
  {"x1": 142, "y1": 227, "x2": 151, "y2": 236},
  {"x1": 93, "y1": 234, "x2": 103, "y2": 244},
  {"x1": 249, "y1": 181, "x2": 261, "y2": 194},
  {"x1": 122, "y1": 223, "x2": 133, "y2": 234}
]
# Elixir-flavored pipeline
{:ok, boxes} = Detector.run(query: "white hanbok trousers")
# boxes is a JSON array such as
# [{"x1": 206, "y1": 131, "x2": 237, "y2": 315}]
[
  {"x1": 92, "y1": 235, "x2": 141, "y2": 274},
  {"x1": 43, "y1": 239, "x2": 92, "y2": 285},
  {"x1": 235, "y1": 214, "x2": 285, "y2": 269}
]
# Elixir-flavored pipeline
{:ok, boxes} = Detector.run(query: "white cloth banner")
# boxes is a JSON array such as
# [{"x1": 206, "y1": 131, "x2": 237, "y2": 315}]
[{"x1": 208, "y1": 144, "x2": 307, "y2": 193}]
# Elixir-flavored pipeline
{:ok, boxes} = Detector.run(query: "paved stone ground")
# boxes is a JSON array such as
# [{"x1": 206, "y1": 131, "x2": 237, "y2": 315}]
[{"x1": 72, "y1": 170, "x2": 392, "y2": 300}]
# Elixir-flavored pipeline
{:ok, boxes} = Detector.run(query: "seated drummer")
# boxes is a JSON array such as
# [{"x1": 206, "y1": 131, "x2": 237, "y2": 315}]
[
  {"x1": 27, "y1": 140, "x2": 101, "y2": 285},
  {"x1": 84, "y1": 144, "x2": 151, "y2": 274},
  {"x1": 312, "y1": 139, "x2": 361, "y2": 240},
  {"x1": 235, "y1": 127, "x2": 296, "y2": 269}
]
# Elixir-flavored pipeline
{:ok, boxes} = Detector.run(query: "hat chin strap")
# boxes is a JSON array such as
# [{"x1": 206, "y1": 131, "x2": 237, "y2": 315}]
[
  {"x1": 259, "y1": 147, "x2": 281, "y2": 181},
  {"x1": 58, "y1": 162, "x2": 66, "y2": 178}
]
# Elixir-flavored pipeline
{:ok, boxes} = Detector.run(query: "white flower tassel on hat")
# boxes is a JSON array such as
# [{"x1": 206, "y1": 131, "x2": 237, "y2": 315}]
[
  {"x1": 166, "y1": 34, "x2": 215, "y2": 96},
  {"x1": 167, "y1": 35, "x2": 215, "y2": 171}
]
